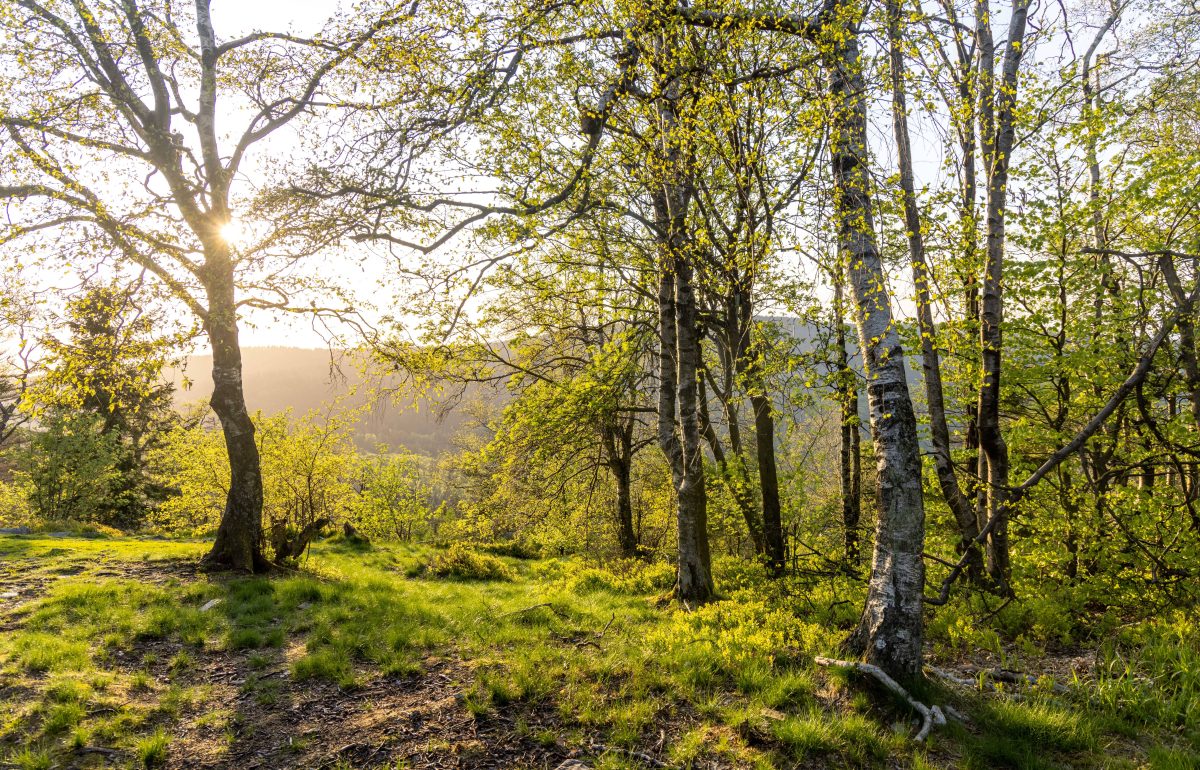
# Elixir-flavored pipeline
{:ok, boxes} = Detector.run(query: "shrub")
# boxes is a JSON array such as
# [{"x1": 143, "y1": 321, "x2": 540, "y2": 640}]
[
  {"x1": 415, "y1": 544, "x2": 514, "y2": 581},
  {"x1": 647, "y1": 599, "x2": 840, "y2": 683},
  {"x1": 565, "y1": 561, "x2": 675, "y2": 595}
]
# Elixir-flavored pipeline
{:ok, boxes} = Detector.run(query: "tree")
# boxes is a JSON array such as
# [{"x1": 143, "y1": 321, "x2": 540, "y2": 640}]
[
  {"x1": 382, "y1": 242, "x2": 660, "y2": 557},
  {"x1": 0, "y1": 0, "x2": 437, "y2": 570},
  {"x1": 884, "y1": 0, "x2": 984, "y2": 582},
  {"x1": 25, "y1": 285, "x2": 178, "y2": 526},
  {"x1": 347, "y1": 450, "x2": 433, "y2": 543},
  {"x1": 815, "y1": 6, "x2": 927, "y2": 681}
]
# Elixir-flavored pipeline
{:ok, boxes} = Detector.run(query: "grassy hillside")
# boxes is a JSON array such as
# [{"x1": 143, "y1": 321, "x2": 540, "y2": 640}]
[{"x1": 0, "y1": 535, "x2": 1196, "y2": 769}]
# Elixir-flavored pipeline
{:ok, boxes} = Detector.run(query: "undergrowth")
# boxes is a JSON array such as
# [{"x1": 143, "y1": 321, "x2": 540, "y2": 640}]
[{"x1": 0, "y1": 534, "x2": 1196, "y2": 768}]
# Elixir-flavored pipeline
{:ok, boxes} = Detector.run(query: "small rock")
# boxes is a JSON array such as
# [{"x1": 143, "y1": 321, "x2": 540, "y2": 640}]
[
  {"x1": 0, "y1": 591, "x2": 18, "y2": 599},
  {"x1": 0, "y1": 527, "x2": 31, "y2": 535},
  {"x1": 200, "y1": 599, "x2": 221, "y2": 611},
  {"x1": 555, "y1": 762, "x2": 592, "y2": 770}
]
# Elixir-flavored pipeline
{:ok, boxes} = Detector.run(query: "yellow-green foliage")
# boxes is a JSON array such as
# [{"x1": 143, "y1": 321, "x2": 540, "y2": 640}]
[
  {"x1": 927, "y1": 603, "x2": 1004, "y2": 656},
  {"x1": 0, "y1": 479, "x2": 33, "y2": 528},
  {"x1": 533, "y1": 557, "x2": 675, "y2": 596},
  {"x1": 150, "y1": 409, "x2": 434, "y2": 541},
  {"x1": 648, "y1": 599, "x2": 840, "y2": 679},
  {"x1": 418, "y1": 544, "x2": 514, "y2": 581}
]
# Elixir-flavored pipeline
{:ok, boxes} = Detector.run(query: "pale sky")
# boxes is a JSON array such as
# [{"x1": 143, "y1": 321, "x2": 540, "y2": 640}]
[
  {"x1": 15, "y1": 0, "x2": 1105, "y2": 357},
  {"x1": 210, "y1": 0, "x2": 405, "y2": 350},
  {"x1": 199, "y1": 0, "x2": 955, "y2": 352}
]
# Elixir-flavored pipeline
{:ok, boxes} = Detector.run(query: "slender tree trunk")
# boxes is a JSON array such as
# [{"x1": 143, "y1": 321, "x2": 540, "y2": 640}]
[
  {"x1": 833, "y1": 273, "x2": 862, "y2": 561},
  {"x1": 700, "y1": 376, "x2": 765, "y2": 555},
  {"x1": 704, "y1": 308, "x2": 765, "y2": 555},
  {"x1": 614, "y1": 456, "x2": 637, "y2": 558},
  {"x1": 977, "y1": 0, "x2": 1031, "y2": 592},
  {"x1": 1062, "y1": 467, "x2": 1080, "y2": 579},
  {"x1": 952, "y1": 9, "x2": 984, "y2": 532},
  {"x1": 603, "y1": 422, "x2": 639, "y2": 557},
  {"x1": 750, "y1": 392, "x2": 784, "y2": 574},
  {"x1": 658, "y1": 258, "x2": 714, "y2": 602},
  {"x1": 201, "y1": 264, "x2": 267, "y2": 572},
  {"x1": 826, "y1": 26, "x2": 927, "y2": 682},
  {"x1": 651, "y1": 62, "x2": 713, "y2": 604},
  {"x1": 674, "y1": 257, "x2": 714, "y2": 602},
  {"x1": 730, "y1": 287, "x2": 785, "y2": 574},
  {"x1": 887, "y1": 0, "x2": 986, "y2": 583}
]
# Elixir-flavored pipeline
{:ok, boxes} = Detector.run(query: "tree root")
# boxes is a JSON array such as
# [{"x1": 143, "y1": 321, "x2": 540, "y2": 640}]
[{"x1": 815, "y1": 657, "x2": 948, "y2": 742}]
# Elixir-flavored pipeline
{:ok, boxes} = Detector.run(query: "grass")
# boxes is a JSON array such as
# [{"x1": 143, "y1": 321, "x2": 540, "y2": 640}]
[
  {"x1": 0, "y1": 533, "x2": 1196, "y2": 769},
  {"x1": 136, "y1": 727, "x2": 170, "y2": 767}
]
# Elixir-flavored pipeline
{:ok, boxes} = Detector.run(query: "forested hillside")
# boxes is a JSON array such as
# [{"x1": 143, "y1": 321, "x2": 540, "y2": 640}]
[
  {"x1": 169, "y1": 348, "x2": 481, "y2": 456},
  {"x1": 1, "y1": 0, "x2": 1199, "y2": 767}
]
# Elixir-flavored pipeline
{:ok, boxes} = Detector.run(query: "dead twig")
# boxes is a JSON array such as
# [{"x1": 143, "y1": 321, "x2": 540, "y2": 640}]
[
  {"x1": 963, "y1": 666, "x2": 1070, "y2": 694},
  {"x1": 75, "y1": 746, "x2": 128, "y2": 758}
]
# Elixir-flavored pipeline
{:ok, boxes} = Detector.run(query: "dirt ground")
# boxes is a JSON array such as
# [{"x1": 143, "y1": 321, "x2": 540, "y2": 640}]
[{"x1": 0, "y1": 552, "x2": 591, "y2": 770}]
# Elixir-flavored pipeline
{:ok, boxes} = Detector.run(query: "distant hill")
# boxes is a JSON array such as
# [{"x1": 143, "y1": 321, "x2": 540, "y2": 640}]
[
  {"x1": 168, "y1": 347, "x2": 493, "y2": 457},
  {"x1": 167, "y1": 322, "x2": 908, "y2": 457}
]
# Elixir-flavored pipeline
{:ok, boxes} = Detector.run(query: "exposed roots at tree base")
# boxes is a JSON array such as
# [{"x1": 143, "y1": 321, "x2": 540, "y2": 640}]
[
  {"x1": 198, "y1": 545, "x2": 273, "y2": 574},
  {"x1": 815, "y1": 657, "x2": 953, "y2": 742}
]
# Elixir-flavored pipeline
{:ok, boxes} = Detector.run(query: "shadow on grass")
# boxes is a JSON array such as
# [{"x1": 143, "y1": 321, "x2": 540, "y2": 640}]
[{"x1": 0, "y1": 535, "x2": 586, "y2": 769}]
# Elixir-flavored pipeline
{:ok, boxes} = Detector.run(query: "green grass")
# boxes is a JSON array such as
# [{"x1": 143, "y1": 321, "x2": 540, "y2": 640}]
[
  {"x1": 0, "y1": 534, "x2": 1195, "y2": 769},
  {"x1": 136, "y1": 727, "x2": 170, "y2": 767}
]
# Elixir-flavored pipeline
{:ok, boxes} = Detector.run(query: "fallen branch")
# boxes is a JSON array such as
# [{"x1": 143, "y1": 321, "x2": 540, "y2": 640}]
[
  {"x1": 927, "y1": 666, "x2": 986, "y2": 691},
  {"x1": 75, "y1": 746, "x2": 127, "y2": 758},
  {"x1": 942, "y1": 704, "x2": 971, "y2": 724},
  {"x1": 815, "y1": 657, "x2": 946, "y2": 741},
  {"x1": 964, "y1": 666, "x2": 1070, "y2": 694}
]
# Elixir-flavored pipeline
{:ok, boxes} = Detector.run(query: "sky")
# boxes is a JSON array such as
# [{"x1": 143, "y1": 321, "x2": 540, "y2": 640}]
[
  {"x1": 10, "y1": 0, "x2": 1110, "y2": 357},
  {"x1": 198, "y1": 0, "x2": 976, "y2": 352},
  {"x1": 206, "y1": 0, "x2": 401, "y2": 350},
  {"x1": 198, "y1": 0, "x2": 931, "y2": 351}
]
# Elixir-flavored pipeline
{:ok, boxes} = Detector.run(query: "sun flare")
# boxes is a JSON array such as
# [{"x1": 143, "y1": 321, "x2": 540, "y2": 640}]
[{"x1": 219, "y1": 219, "x2": 246, "y2": 246}]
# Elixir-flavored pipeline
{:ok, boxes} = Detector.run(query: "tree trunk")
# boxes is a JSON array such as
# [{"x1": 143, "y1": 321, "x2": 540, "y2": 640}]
[
  {"x1": 603, "y1": 421, "x2": 639, "y2": 558},
  {"x1": 826, "y1": 26, "x2": 927, "y2": 682},
  {"x1": 201, "y1": 266, "x2": 267, "y2": 572},
  {"x1": 730, "y1": 286, "x2": 785, "y2": 574},
  {"x1": 614, "y1": 455, "x2": 637, "y2": 558},
  {"x1": 674, "y1": 257, "x2": 714, "y2": 602},
  {"x1": 887, "y1": 0, "x2": 985, "y2": 583},
  {"x1": 650, "y1": 63, "x2": 713, "y2": 604},
  {"x1": 977, "y1": 0, "x2": 1031, "y2": 592},
  {"x1": 700, "y1": 376, "x2": 765, "y2": 555},
  {"x1": 833, "y1": 273, "x2": 862, "y2": 561},
  {"x1": 750, "y1": 392, "x2": 784, "y2": 574},
  {"x1": 658, "y1": 262, "x2": 715, "y2": 603}
]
